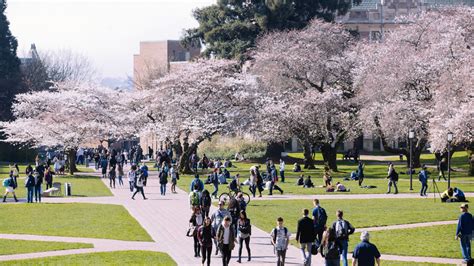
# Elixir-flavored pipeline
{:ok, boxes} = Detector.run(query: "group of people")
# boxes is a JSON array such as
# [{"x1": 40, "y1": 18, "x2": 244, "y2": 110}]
[
  {"x1": 187, "y1": 181, "x2": 250, "y2": 266},
  {"x1": 3, "y1": 162, "x2": 54, "y2": 203}
]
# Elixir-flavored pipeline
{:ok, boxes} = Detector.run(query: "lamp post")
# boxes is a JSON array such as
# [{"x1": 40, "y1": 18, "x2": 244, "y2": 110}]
[
  {"x1": 447, "y1": 132, "x2": 453, "y2": 189},
  {"x1": 409, "y1": 130, "x2": 415, "y2": 190},
  {"x1": 380, "y1": 0, "x2": 385, "y2": 41}
]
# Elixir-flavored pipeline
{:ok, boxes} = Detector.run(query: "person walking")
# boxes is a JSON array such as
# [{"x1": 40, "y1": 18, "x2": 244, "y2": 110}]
[
  {"x1": 249, "y1": 165, "x2": 258, "y2": 198},
  {"x1": 109, "y1": 165, "x2": 116, "y2": 189},
  {"x1": 33, "y1": 170, "x2": 43, "y2": 203},
  {"x1": 419, "y1": 165, "x2": 429, "y2": 197},
  {"x1": 456, "y1": 203, "x2": 473, "y2": 263},
  {"x1": 3, "y1": 171, "x2": 19, "y2": 202},
  {"x1": 386, "y1": 163, "x2": 399, "y2": 194},
  {"x1": 189, "y1": 174, "x2": 204, "y2": 193},
  {"x1": 217, "y1": 216, "x2": 235, "y2": 266},
  {"x1": 313, "y1": 199, "x2": 328, "y2": 245},
  {"x1": 228, "y1": 197, "x2": 241, "y2": 236},
  {"x1": 159, "y1": 169, "x2": 168, "y2": 196},
  {"x1": 189, "y1": 207, "x2": 204, "y2": 257},
  {"x1": 127, "y1": 165, "x2": 137, "y2": 192},
  {"x1": 269, "y1": 165, "x2": 283, "y2": 195},
  {"x1": 352, "y1": 231, "x2": 381, "y2": 266},
  {"x1": 320, "y1": 227, "x2": 340, "y2": 266},
  {"x1": 131, "y1": 174, "x2": 147, "y2": 200},
  {"x1": 279, "y1": 159, "x2": 285, "y2": 183},
  {"x1": 25, "y1": 172, "x2": 35, "y2": 203},
  {"x1": 200, "y1": 189, "x2": 212, "y2": 218},
  {"x1": 117, "y1": 163, "x2": 124, "y2": 187},
  {"x1": 169, "y1": 164, "x2": 177, "y2": 193},
  {"x1": 211, "y1": 201, "x2": 230, "y2": 255},
  {"x1": 210, "y1": 168, "x2": 219, "y2": 199},
  {"x1": 237, "y1": 210, "x2": 252, "y2": 263},
  {"x1": 271, "y1": 217, "x2": 291, "y2": 266},
  {"x1": 197, "y1": 217, "x2": 215, "y2": 266},
  {"x1": 357, "y1": 161, "x2": 364, "y2": 187},
  {"x1": 44, "y1": 166, "x2": 53, "y2": 190},
  {"x1": 296, "y1": 209, "x2": 316, "y2": 266},
  {"x1": 331, "y1": 210, "x2": 355, "y2": 266},
  {"x1": 189, "y1": 184, "x2": 202, "y2": 210},
  {"x1": 100, "y1": 156, "x2": 108, "y2": 179}
]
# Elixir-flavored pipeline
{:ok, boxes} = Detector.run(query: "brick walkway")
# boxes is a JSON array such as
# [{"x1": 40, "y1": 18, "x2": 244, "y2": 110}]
[{"x1": 0, "y1": 167, "x2": 466, "y2": 265}]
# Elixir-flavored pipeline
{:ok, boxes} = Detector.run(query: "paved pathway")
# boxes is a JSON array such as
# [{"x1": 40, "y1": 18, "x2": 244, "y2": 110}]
[{"x1": 0, "y1": 167, "x2": 466, "y2": 265}]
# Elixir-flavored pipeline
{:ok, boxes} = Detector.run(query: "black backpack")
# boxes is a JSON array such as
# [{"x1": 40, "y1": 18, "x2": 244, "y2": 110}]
[
  {"x1": 324, "y1": 241, "x2": 340, "y2": 259},
  {"x1": 202, "y1": 194, "x2": 211, "y2": 207},
  {"x1": 272, "y1": 227, "x2": 288, "y2": 244}
]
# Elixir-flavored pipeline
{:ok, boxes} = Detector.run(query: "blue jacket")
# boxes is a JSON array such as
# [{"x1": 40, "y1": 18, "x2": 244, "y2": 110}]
[
  {"x1": 190, "y1": 178, "x2": 204, "y2": 192},
  {"x1": 418, "y1": 170, "x2": 429, "y2": 183},
  {"x1": 456, "y1": 212, "x2": 473, "y2": 236}
]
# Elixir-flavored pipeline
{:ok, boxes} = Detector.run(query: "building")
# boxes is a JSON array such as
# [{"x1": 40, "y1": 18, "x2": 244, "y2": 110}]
[
  {"x1": 133, "y1": 40, "x2": 201, "y2": 90},
  {"x1": 133, "y1": 40, "x2": 201, "y2": 155}
]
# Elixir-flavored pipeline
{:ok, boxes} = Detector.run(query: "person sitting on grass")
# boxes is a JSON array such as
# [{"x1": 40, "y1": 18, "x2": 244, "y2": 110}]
[
  {"x1": 323, "y1": 166, "x2": 332, "y2": 188},
  {"x1": 442, "y1": 187, "x2": 467, "y2": 202},
  {"x1": 303, "y1": 175, "x2": 314, "y2": 188},
  {"x1": 350, "y1": 171, "x2": 358, "y2": 181},
  {"x1": 296, "y1": 174, "x2": 304, "y2": 186},
  {"x1": 336, "y1": 182, "x2": 350, "y2": 192},
  {"x1": 293, "y1": 163, "x2": 302, "y2": 172},
  {"x1": 454, "y1": 188, "x2": 467, "y2": 202},
  {"x1": 441, "y1": 187, "x2": 455, "y2": 202}
]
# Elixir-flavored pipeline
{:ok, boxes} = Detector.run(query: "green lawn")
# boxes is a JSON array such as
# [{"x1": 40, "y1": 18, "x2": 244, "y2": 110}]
[
  {"x1": 0, "y1": 250, "x2": 176, "y2": 266},
  {"x1": 351, "y1": 225, "x2": 460, "y2": 259},
  {"x1": 0, "y1": 203, "x2": 152, "y2": 241},
  {"x1": 2, "y1": 175, "x2": 112, "y2": 198},
  {"x1": 0, "y1": 239, "x2": 93, "y2": 256},
  {"x1": 246, "y1": 198, "x2": 463, "y2": 234}
]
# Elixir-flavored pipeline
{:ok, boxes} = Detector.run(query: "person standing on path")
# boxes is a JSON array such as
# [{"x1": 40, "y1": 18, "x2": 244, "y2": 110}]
[
  {"x1": 313, "y1": 199, "x2": 328, "y2": 245},
  {"x1": 200, "y1": 189, "x2": 212, "y2": 218},
  {"x1": 237, "y1": 210, "x2": 252, "y2": 263},
  {"x1": 271, "y1": 217, "x2": 291, "y2": 266},
  {"x1": 189, "y1": 207, "x2": 203, "y2": 257},
  {"x1": 117, "y1": 163, "x2": 124, "y2": 187},
  {"x1": 159, "y1": 169, "x2": 168, "y2": 196},
  {"x1": 331, "y1": 210, "x2": 355, "y2": 266},
  {"x1": 456, "y1": 203, "x2": 473, "y2": 263},
  {"x1": 109, "y1": 165, "x2": 116, "y2": 189},
  {"x1": 386, "y1": 162, "x2": 398, "y2": 194},
  {"x1": 197, "y1": 217, "x2": 215, "y2": 266},
  {"x1": 211, "y1": 168, "x2": 219, "y2": 199},
  {"x1": 3, "y1": 171, "x2": 19, "y2": 203},
  {"x1": 190, "y1": 174, "x2": 204, "y2": 193},
  {"x1": 33, "y1": 170, "x2": 43, "y2": 203},
  {"x1": 217, "y1": 216, "x2": 235, "y2": 266},
  {"x1": 44, "y1": 166, "x2": 53, "y2": 190},
  {"x1": 320, "y1": 227, "x2": 340, "y2": 266},
  {"x1": 169, "y1": 164, "x2": 177, "y2": 193},
  {"x1": 269, "y1": 165, "x2": 284, "y2": 195},
  {"x1": 279, "y1": 159, "x2": 285, "y2": 183},
  {"x1": 352, "y1": 231, "x2": 381, "y2": 266},
  {"x1": 419, "y1": 165, "x2": 429, "y2": 197},
  {"x1": 131, "y1": 175, "x2": 147, "y2": 200},
  {"x1": 211, "y1": 201, "x2": 230, "y2": 255},
  {"x1": 127, "y1": 165, "x2": 137, "y2": 192},
  {"x1": 25, "y1": 172, "x2": 35, "y2": 203},
  {"x1": 296, "y1": 209, "x2": 316, "y2": 266}
]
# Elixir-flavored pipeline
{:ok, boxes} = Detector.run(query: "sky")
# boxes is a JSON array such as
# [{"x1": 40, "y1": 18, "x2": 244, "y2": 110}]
[{"x1": 6, "y1": 0, "x2": 215, "y2": 80}]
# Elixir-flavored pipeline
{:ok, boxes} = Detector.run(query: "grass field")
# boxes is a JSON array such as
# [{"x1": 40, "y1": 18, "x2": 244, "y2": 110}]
[
  {"x1": 351, "y1": 225, "x2": 459, "y2": 259},
  {"x1": 0, "y1": 203, "x2": 152, "y2": 241},
  {"x1": 1, "y1": 175, "x2": 112, "y2": 199},
  {"x1": 0, "y1": 239, "x2": 93, "y2": 256},
  {"x1": 0, "y1": 250, "x2": 176, "y2": 266},
  {"x1": 245, "y1": 198, "x2": 464, "y2": 234}
]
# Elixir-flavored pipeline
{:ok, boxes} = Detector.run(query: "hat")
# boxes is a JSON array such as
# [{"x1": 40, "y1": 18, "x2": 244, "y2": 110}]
[{"x1": 460, "y1": 203, "x2": 469, "y2": 209}]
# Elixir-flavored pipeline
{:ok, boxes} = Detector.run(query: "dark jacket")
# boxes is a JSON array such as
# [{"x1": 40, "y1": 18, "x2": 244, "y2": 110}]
[
  {"x1": 331, "y1": 219, "x2": 355, "y2": 241},
  {"x1": 237, "y1": 218, "x2": 252, "y2": 237},
  {"x1": 159, "y1": 171, "x2": 168, "y2": 184},
  {"x1": 25, "y1": 175, "x2": 35, "y2": 188},
  {"x1": 217, "y1": 224, "x2": 235, "y2": 250},
  {"x1": 296, "y1": 216, "x2": 316, "y2": 243},
  {"x1": 456, "y1": 212, "x2": 474, "y2": 237},
  {"x1": 198, "y1": 225, "x2": 215, "y2": 247}
]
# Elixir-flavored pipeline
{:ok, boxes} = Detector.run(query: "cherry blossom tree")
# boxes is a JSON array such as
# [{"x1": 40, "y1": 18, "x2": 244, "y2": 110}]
[
  {"x1": 136, "y1": 59, "x2": 257, "y2": 173},
  {"x1": 250, "y1": 19, "x2": 357, "y2": 171},
  {"x1": 0, "y1": 82, "x2": 135, "y2": 174},
  {"x1": 352, "y1": 7, "x2": 473, "y2": 168}
]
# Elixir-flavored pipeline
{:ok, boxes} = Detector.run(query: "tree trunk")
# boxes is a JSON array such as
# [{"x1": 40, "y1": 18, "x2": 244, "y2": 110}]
[
  {"x1": 67, "y1": 148, "x2": 78, "y2": 175},
  {"x1": 178, "y1": 134, "x2": 192, "y2": 174},
  {"x1": 466, "y1": 145, "x2": 474, "y2": 176},
  {"x1": 302, "y1": 141, "x2": 316, "y2": 169},
  {"x1": 321, "y1": 143, "x2": 338, "y2": 171}
]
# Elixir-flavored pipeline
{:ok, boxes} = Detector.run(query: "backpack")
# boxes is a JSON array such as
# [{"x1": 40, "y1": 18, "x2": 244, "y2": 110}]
[
  {"x1": 335, "y1": 220, "x2": 348, "y2": 239},
  {"x1": 272, "y1": 227, "x2": 288, "y2": 244},
  {"x1": 191, "y1": 192, "x2": 200, "y2": 206},
  {"x1": 3, "y1": 178, "x2": 11, "y2": 187},
  {"x1": 324, "y1": 241, "x2": 340, "y2": 259},
  {"x1": 314, "y1": 207, "x2": 328, "y2": 229},
  {"x1": 392, "y1": 171, "x2": 399, "y2": 181}
]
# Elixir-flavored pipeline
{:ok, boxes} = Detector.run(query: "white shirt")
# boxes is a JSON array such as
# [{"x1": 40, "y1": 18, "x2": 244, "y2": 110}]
[
  {"x1": 127, "y1": 170, "x2": 136, "y2": 182},
  {"x1": 280, "y1": 161, "x2": 285, "y2": 171},
  {"x1": 223, "y1": 225, "x2": 230, "y2": 244}
]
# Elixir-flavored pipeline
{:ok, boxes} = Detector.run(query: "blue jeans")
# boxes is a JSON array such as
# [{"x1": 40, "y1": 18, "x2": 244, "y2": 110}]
[
  {"x1": 338, "y1": 239, "x2": 348, "y2": 266},
  {"x1": 34, "y1": 185, "x2": 41, "y2": 202},
  {"x1": 27, "y1": 187, "x2": 34, "y2": 203},
  {"x1": 280, "y1": 170, "x2": 285, "y2": 182},
  {"x1": 420, "y1": 182, "x2": 428, "y2": 195},
  {"x1": 460, "y1": 234, "x2": 472, "y2": 261},
  {"x1": 212, "y1": 183, "x2": 218, "y2": 198},
  {"x1": 160, "y1": 184, "x2": 166, "y2": 195},
  {"x1": 300, "y1": 242, "x2": 312, "y2": 266}
]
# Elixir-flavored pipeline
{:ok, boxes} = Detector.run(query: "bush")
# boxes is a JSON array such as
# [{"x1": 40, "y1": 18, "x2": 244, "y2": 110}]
[{"x1": 198, "y1": 136, "x2": 266, "y2": 160}]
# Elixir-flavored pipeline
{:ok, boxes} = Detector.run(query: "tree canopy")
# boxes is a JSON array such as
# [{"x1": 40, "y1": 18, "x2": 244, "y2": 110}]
[{"x1": 182, "y1": 0, "x2": 358, "y2": 61}]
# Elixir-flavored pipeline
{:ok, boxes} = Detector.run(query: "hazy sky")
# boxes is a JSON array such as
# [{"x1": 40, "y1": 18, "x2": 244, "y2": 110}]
[{"x1": 6, "y1": 0, "x2": 215, "y2": 79}]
